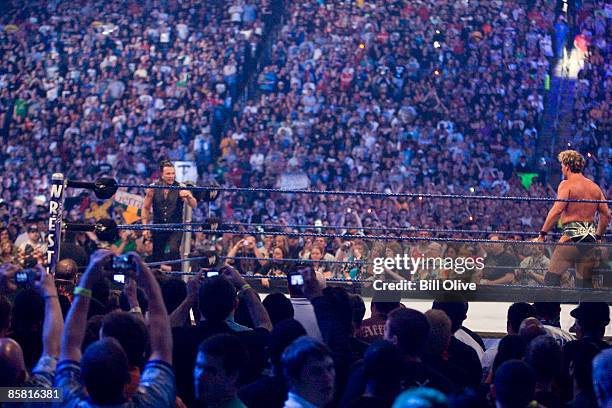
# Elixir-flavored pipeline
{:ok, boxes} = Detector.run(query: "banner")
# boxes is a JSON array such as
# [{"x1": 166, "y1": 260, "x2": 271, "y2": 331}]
[
  {"x1": 173, "y1": 161, "x2": 198, "y2": 184},
  {"x1": 517, "y1": 172, "x2": 539, "y2": 190},
  {"x1": 113, "y1": 190, "x2": 144, "y2": 224},
  {"x1": 279, "y1": 172, "x2": 310, "y2": 190}
]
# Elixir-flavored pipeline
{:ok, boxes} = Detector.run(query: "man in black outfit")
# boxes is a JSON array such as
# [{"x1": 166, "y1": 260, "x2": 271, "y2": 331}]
[
  {"x1": 481, "y1": 234, "x2": 519, "y2": 285},
  {"x1": 142, "y1": 160, "x2": 197, "y2": 265}
]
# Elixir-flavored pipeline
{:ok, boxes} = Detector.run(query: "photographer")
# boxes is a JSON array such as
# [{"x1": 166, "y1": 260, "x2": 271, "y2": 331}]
[
  {"x1": 0, "y1": 265, "x2": 63, "y2": 389},
  {"x1": 226, "y1": 235, "x2": 263, "y2": 274},
  {"x1": 15, "y1": 224, "x2": 46, "y2": 254},
  {"x1": 111, "y1": 230, "x2": 137, "y2": 256},
  {"x1": 56, "y1": 250, "x2": 175, "y2": 407}
]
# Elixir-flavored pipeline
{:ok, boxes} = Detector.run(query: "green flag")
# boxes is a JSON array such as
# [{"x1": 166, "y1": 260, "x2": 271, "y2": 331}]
[{"x1": 517, "y1": 172, "x2": 539, "y2": 190}]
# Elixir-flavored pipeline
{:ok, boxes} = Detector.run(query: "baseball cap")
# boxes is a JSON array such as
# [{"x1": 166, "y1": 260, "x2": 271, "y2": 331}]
[
  {"x1": 570, "y1": 302, "x2": 610, "y2": 325},
  {"x1": 27, "y1": 225, "x2": 39, "y2": 232}
]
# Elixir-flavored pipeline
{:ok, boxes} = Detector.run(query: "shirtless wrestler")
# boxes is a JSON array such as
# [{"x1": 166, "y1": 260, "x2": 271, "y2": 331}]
[{"x1": 536, "y1": 150, "x2": 610, "y2": 288}]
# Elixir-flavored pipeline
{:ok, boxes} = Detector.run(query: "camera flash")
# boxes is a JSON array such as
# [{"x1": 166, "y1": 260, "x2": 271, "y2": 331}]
[{"x1": 359, "y1": 43, "x2": 365, "y2": 49}]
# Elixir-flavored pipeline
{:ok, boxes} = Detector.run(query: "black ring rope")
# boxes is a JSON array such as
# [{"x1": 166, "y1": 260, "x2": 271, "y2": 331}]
[
  {"x1": 145, "y1": 254, "x2": 610, "y2": 274},
  {"x1": 119, "y1": 221, "x2": 561, "y2": 237},
  {"x1": 116, "y1": 182, "x2": 612, "y2": 204},
  {"x1": 117, "y1": 225, "x2": 611, "y2": 247}
]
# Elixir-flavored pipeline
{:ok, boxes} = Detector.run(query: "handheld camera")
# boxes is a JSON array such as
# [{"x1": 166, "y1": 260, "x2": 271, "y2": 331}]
[
  {"x1": 111, "y1": 254, "x2": 134, "y2": 284},
  {"x1": 15, "y1": 268, "x2": 38, "y2": 287}
]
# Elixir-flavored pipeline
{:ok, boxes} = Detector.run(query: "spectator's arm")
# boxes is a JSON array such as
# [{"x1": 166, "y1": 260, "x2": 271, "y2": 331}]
[
  {"x1": 130, "y1": 253, "x2": 171, "y2": 363},
  {"x1": 302, "y1": 268, "x2": 351, "y2": 355},
  {"x1": 221, "y1": 265, "x2": 272, "y2": 331},
  {"x1": 528, "y1": 270, "x2": 545, "y2": 285},
  {"x1": 35, "y1": 267, "x2": 63, "y2": 358},
  {"x1": 0, "y1": 263, "x2": 19, "y2": 294},
  {"x1": 482, "y1": 273, "x2": 515, "y2": 285},
  {"x1": 383, "y1": 267, "x2": 405, "y2": 282},
  {"x1": 60, "y1": 250, "x2": 113, "y2": 362},
  {"x1": 110, "y1": 239, "x2": 129, "y2": 256},
  {"x1": 124, "y1": 277, "x2": 144, "y2": 321},
  {"x1": 225, "y1": 240, "x2": 242, "y2": 264},
  {"x1": 169, "y1": 274, "x2": 200, "y2": 328}
]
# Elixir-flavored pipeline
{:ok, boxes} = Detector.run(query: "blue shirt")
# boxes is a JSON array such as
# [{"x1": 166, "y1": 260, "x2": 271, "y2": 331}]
[{"x1": 55, "y1": 360, "x2": 175, "y2": 408}]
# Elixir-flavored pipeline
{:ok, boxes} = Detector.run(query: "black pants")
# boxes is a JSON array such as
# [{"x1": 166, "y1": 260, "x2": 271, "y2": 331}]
[{"x1": 152, "y1": 230, "x2": 183, "y2": 270}]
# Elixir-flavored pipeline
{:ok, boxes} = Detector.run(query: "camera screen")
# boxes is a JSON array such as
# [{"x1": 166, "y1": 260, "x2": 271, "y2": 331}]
[
  {"x1": 113, "y1": 274, "x2": 125, "y2": 284},
  {"x1": 290, "y1": 274, "x2": 304, "y2": 286},
  {"x1": 112, "y1": 255, "x2": 131, "y2": 271},
  {"x1": 15, "y1": 272, "x2": 28, "y2": 283},
  {"x1": 206, "y1": 271, "x2": 219, "y2": 277}
]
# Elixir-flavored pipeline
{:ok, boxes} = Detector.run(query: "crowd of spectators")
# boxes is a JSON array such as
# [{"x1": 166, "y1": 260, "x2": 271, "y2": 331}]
[
  {"x1": 0, "y1": 0, "x2": 270, "y2": 236},
  {"x1": 0, "y1": 2, "x2": 611, "y2": 404},
  {"x1": 1, "y1": 254, "x2": 611, "y2": 407},
  {"x1": 1, "y1": 0, "x2": 611, "y2": 286},
  {"x1": 0, "y1": 0, "x2": 610, "y2": 243},
  {"x1": 555, "y1": 0, "x2": 610, "y2": 188}
]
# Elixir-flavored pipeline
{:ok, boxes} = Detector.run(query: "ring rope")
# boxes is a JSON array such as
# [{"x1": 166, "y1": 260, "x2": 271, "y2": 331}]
[
  {"x1": 146, "y1": 255, "x2": 610, "y2": 281},
  {"x1": 146, "y1": 255, "x2": 609, "y2": 273},
  {"x1": 154, "y1": 272, "x2": 610, "y2": 293},
  {"x1": 159, "y1": 271, "x2": 369, "y2": 283},
  {"x1": 116, "y1": 182, "x2": 612, "y2": 204},
  {"x1": 121, "y1": 221, "x2": 561, "y2": 237},
  {"x1": 145, "y1": 255, "x2": 365, "y2": 268},
  {"x1": 118, "y1": 225, "x2": 610, "y2": 247}
]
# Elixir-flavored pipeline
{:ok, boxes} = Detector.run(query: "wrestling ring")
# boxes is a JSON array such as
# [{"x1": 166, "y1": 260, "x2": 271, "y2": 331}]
[{"x1": 44, "y1": 174, "x2": 612, "y2": 303}]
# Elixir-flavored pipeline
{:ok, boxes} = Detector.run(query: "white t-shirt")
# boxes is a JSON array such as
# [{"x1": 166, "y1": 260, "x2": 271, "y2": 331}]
[
  {"x1": 229, "y1": 5, "x2": 243, "y2": 22},
  {"x1": 455, "y1": 328, "x2": 485, "y2": 361},
  {"x1": 176, "y1": 23, "x2": 188, "y2": 40},
  {"x1": 290, "y1": 298, "x2": 323, "y2": 341},
  {"x1": 543, "y1": 325, "x2": 575, "y2": 347},
  {"x1": 481, "y1": 345, "x2": 498, "y2": 373}
]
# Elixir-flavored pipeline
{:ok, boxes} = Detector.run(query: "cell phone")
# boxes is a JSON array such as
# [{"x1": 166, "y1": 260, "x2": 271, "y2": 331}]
[
  {"x1": 206, "y1": 271, "x2": 219, "y2": 278},
  {"x1": 112, "y1": 254, "x2": 133, "y2": 273},
  {"x1": 113, "y1": 274, "x2": 126, "y2": 284},
  {"x1": 289, "y1": 274, "x2": 304, "y2": 287},
  {"x1": 15, "y1": 269, "x2": 38, "y2": 287}
]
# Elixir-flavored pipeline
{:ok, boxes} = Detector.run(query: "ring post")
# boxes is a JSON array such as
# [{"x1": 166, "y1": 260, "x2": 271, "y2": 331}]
[
  {"x1": 46, "y1": 173, "x2": 65, "y2": 275},
  {"x1": 180, "y1": 203, "x2": 193, "y2": 276}
]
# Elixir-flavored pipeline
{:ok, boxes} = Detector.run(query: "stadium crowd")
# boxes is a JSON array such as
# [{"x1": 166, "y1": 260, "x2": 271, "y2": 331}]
[
  {"x1": 0, "y1": 0, "x2": 612, "y2": 407},
  {"x1": 0, "y1": 0, "x2": 610, "y2": 242},
  {"x1": 1, "y1": 0, "x2": 611, "y2": 285},
  {"x1": 557, "y1": 0, "x2": 610, "y2": 188}
]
